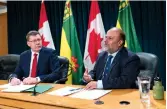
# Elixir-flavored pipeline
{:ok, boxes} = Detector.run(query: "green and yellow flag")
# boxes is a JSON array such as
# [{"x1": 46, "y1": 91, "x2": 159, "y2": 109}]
[
  {"x1": 116, "y1": 0, "x2": 142, "y2": 52},
  {"x1": 60, "y1": 1, "x2": 83, "y2": 85}
]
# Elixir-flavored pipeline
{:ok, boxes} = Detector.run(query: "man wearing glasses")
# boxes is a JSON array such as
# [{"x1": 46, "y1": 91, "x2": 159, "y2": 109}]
[
  {"x1": 83, "y1": 27, "x2": 140, "y2": 89},
  {"x1": 9, "y1": 30, "x2": 60, "y2": 85}
]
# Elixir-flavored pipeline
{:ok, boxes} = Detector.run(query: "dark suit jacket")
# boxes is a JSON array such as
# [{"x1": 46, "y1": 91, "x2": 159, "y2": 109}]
[
  {"x1": 9, "y1": 47, "x2": 61, "y2": 83},
  {"x1": 89, "y1": 47, "x2": 140, "y2": 89}
]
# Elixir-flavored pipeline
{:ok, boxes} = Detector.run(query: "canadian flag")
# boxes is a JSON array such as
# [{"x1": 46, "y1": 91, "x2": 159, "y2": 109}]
[
  {"x1": 38, "y1": 1, "x2": 55, "y2": 49},
  {"x1": 84, "y1": 0, "x2": 105, "y2": 72}
]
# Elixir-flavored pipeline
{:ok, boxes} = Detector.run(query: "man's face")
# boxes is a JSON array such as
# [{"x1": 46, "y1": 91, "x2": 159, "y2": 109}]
[
  {"x1": 27, "y1": 34, "x2": 42, "y2": 52},
  {"x1": 104, "y1": 29, "x2": 123, "y2": 53}
]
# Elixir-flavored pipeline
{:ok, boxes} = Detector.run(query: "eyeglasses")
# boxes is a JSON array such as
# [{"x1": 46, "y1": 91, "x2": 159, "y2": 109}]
[
  {"x1": 105, "y1": 36, "x2": 113, "y2": 40},
  {"x1": 28, "y1": 39, "x2": 41, "y2": 43}
]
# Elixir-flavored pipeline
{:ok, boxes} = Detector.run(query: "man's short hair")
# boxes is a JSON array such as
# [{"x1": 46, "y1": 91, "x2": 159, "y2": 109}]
[
  {"x1": 119, "y1": 29, "x2": 125, "y2": 46},
  {"x1": 26, "y1": 30, "x2": 40, "y2": 41}
]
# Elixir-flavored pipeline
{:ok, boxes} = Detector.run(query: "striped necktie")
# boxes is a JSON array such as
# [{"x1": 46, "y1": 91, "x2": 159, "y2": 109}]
[{"x1": 103, "y1": 55, "x2": 113, "y2": 77}]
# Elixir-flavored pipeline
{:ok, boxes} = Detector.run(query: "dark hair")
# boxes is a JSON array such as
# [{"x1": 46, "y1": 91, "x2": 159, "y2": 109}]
[
  {"x1": 119, "y1": 30, "x2": 125, "y2": 46},
  {"x1": 26, "y1": 30, "x2": 40, "y2": 41}
]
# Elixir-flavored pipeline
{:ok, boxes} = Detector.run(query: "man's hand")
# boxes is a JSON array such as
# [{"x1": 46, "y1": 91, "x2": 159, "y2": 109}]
[
  {"x1": 23, "y1": 77, "x2": 38, "y2": 85},
  {"x1": 85, "y1": 81, "x2": 97, "y2": 90},
  {"x1": 10, "y1": 77, "x2": 21, "y2": 86},
  {"x1": 83, "y1": 69, "x2": 92, "y2": 82}
]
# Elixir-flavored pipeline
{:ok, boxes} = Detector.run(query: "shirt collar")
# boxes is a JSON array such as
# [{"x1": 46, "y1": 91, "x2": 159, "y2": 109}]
[
  {"x1": 108, "y1": 50, "x2": 118, "y2": 58},
  {"x1": 31, "y1": 50, "x2": 39, "y2": 55},
  {"x1": 107, "y1": 47, "x2": 122, "y2": 57}
]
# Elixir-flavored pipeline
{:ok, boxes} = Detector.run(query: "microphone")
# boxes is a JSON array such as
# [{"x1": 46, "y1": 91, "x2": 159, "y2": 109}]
[
  {"x1": 54, "y1": 78, "x2": 68, "y2": 84},
  {"x1": 53, "y1": 63, "x2": 73, "y2": 84},
  {"x1": 32, "y1": 64, "x2": 65, "y2": 96},
  {"x1": 32, "y1": 62, "x2": 73, "y2": 96}
]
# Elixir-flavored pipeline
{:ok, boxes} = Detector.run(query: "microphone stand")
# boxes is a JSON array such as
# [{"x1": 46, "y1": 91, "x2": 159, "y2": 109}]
[
  {"x1": 32, "y1": 82, "x2": 39, "y2": 96},
  {"x1": 53, "y1": 64, "x2": 73, "y2": 84},
  {"x1": 32, "y1": 64, "x2": 64, "y2": 96},
  {"x1": 53, "y1": 78, "x2": 68, "y2": 84},
  {"x1": 32, "y1": 61, "x2": 73, "y2": 96}
]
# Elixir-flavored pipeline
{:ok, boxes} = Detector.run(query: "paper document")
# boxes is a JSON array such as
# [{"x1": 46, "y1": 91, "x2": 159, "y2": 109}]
[
  {"x1": 0, "y1": 84, "x2": 11, "y2": 88},
  {"x1": 47, "y1": 86, "x2": 83, "y2": 96},
  {"x1": 1, "y1": 83, "x2": 35, "y2": 92},
  {"x1": 70, "y1": 89, "x2": 112, "y2": 100}
]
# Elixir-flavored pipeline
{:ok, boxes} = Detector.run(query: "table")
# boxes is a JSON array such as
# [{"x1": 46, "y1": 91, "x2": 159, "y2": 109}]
[{"x1": 0, "y1": 80, "x2": 165, "y2": 109}]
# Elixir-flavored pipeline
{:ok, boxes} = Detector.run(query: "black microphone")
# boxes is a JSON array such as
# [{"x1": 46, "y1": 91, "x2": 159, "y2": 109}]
[
  {"x1": 53, "y1": 63, "x2": 73, "y2": 84},
  {"x1": 54, "y1": 78, "x2": 68, "y2": 84},
  {"x1": 32, "y1": 62, "x2": 73, "y2": 96},
  {"x1": 32, "y1": 55, "x2": 75, "y2": 96},
  {"x1": 32, "y1": 64, "x2": 64, "y2": 96}
]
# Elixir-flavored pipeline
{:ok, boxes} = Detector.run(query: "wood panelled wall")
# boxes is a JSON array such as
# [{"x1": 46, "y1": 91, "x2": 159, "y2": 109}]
[{"x1": 0, "y1": 12, "x2": 8, "y2": 55}]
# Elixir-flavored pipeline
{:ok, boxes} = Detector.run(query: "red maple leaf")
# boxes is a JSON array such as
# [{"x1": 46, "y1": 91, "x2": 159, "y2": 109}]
[
  {"x1": 41, "y1": 35, "x2": 50, "y2": 47},
  {"x1": 71, "y1": 56, "x2": 79, "y2": 72},
  {"x1": 88, "y1": 29, "x2": 103, "y2": 64}
]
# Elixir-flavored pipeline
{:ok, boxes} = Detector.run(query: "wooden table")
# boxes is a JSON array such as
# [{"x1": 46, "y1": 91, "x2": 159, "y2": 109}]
[{"x1": 0, "y1": 80, "x2": 165, "y2": 109}]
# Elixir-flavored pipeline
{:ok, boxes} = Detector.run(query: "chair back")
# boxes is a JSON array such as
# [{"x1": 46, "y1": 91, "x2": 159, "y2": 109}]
[
  {"x1": 58, "y1": 56, "x2": 69, "y2": 84},
  {"x1": 0, "y1": 54, "x2": 20, "y2": 80},
  {"x1": 136, "y1": 52, "x2": 158, "y2": 88}
]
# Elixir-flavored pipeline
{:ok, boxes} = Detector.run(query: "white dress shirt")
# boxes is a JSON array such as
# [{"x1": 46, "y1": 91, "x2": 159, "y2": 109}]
[
  {"x1": 29, "y1": 50, "x2": 40, "y2": 82},
  {"x1": 97, "y1": 51, "x2": 119, "y2": 89}
]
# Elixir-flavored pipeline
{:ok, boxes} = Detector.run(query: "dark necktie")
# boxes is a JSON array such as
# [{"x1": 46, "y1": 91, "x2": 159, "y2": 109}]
[
  {"x1": 103, "y1": 55, "x2": 113, "y2": 77},
  {"x1": 31, "y1": 53, "x2": 38, "y2": 77}
]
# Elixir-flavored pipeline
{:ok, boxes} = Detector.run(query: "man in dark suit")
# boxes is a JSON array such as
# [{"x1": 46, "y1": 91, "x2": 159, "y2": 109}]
[
  {"x1": 9, "y1": 30, "x2": 60, "y2": 85},
  {"x1": 83, "y1": 27, "x2": 140, "y2": 89}
]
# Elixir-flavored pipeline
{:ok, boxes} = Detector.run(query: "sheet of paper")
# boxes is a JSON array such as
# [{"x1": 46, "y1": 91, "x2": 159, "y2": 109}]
[
  {"x1": 0, "y1": 84, "x2": 10, "y2": 88},
  {"x1": 0, "y1": 82, "x2": 24, "y2": 88},
  {"x1": 47, "y1": 86, "x2": 83, "y2": 96},
  {"x1": 70, "y1": 89, "x2": 112, "y2": 100},
  {"x1": 1, "y1": 83, "x2": 35, "y2": 92}
]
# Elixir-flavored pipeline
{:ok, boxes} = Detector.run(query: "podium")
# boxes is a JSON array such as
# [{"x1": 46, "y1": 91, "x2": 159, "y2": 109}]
[{"x1": 0, "y1": 80, "x2": 165, "y2": 109}]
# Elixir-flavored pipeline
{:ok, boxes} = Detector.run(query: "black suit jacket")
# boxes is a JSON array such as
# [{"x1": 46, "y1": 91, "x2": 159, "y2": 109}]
[
  {"x1": 89, "y1": 47, "x2": 140, "y2": 89},
  {"x1": 9, "y1": 47, "x2": 61, "y2": 83}
]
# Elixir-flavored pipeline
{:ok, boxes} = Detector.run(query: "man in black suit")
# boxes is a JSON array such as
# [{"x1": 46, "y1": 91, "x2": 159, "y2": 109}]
[
  {"x1": 83, "y1": 27, "x2": 140, "y2": 89},
  {"x1": 9, "y1": 30, "x2": 60, "y2": 85}
]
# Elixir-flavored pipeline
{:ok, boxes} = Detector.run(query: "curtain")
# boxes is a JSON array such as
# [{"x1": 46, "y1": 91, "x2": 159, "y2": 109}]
[{"x1": 7, "y1": 1, "x2": 166, "y2": 88}]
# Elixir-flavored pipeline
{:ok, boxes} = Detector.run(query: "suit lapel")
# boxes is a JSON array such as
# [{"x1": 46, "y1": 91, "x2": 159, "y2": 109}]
[
  {"x1": 26, "y1": 50, "x2": 31, "y2": 75},
  {"x1": 109, "y1": 47, "x2": 124, "y2": 73},
  {"x1": 109, "y1": 55, "x2": 118, "y2": 72},
  {"x1": 36, "y1": 48, "x2": 43, "y2": 75}
]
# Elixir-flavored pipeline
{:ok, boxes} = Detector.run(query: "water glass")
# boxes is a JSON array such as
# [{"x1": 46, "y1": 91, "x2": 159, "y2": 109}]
[{"x1": 137, "y1": 76, "x2": 151, "y2": 104}]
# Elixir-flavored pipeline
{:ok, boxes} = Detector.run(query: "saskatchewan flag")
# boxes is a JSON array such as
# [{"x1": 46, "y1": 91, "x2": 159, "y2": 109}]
[
  {"x1": 60, "y1": 1, "x2": 83, "y2": 85},
  {"x1": 116, "y1": 0, "x2": 142, "y2": 52}
]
